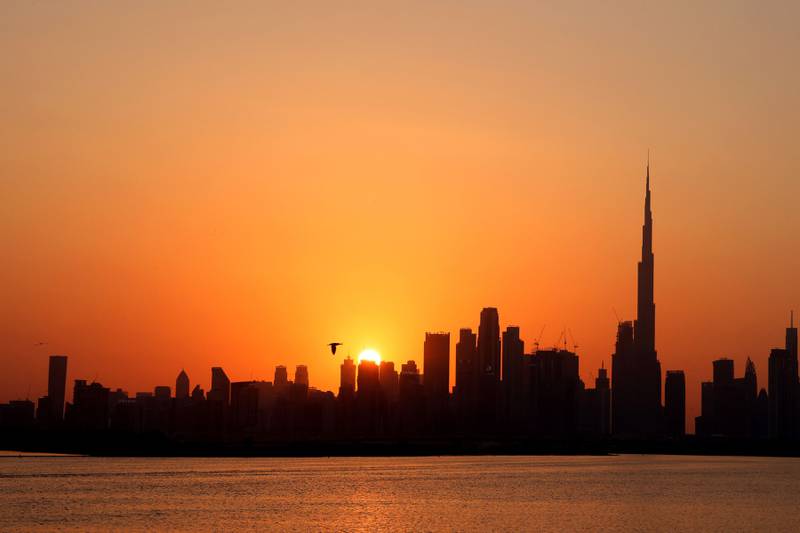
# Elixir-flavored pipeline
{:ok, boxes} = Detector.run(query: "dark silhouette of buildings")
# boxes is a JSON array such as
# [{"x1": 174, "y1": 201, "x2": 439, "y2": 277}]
[
  {"x1": 176, "y1": 370, "x2": 190, "y2": 400},
  {"x1": 9, "y1": 165, "x2": 800, "y2": 451},
  {"x1": 527, "y1": 348, "x2": 582, "y2": 436},
  {"x1": 477, "y1": 307, "x2": 501, "y2": 429},
  {"x1": 208, "y1": 367, "x2": 230, "y2": 406},
  {"x1": 379, "y1": 361, "x2": 399, "y2": 403},
  {"x1": 66, "y1": 380, "x2": 110, "y2": 430},
  {"x1": 502, "y1": 326, "x2": 525, "y2": 424},
  {"x1": 768, "y1": 314, "x2": 798, "y2": 440},
  {"x1": 454, "y1": 327, "x2": 477, "y2": 424},
  {"x1": 579, "y1": 364, "x2": 611, "y2": 437},
  {"x1": 696, "y1": 357, "x2": 762, "y2": 438},
  {"x1": 35, "y1": 355, "x2": 68, "y2": 427},
  {"x1": 274, "y1": 365, "x2": 288, "y2": 387},
  {"x1": 339, "y1": 356, "x2": 356, "y2": 397},
  {"x1": 47, "y1": 355, "x2": 68, "y2": 422},
  {"x1": 0, "y1": 400, "x2": 35, "y2": 429},
  {"x1": 612, "y1": 162, "x2": 663, "y2": 438},
  {"x1": 295, "y1": 365, "x2": 309, "y2": 387},
  {"x1": 423, "y1": 332, "x2": 450, "y2": 429},
  {"x1": 664, "y1": 370, "x2": 686, "y2": 437}
]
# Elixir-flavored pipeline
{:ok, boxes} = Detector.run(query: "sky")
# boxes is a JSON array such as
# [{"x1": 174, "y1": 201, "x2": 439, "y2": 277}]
[{"x1": 1, "y1": 1, "x2": 799, "y2": 431}]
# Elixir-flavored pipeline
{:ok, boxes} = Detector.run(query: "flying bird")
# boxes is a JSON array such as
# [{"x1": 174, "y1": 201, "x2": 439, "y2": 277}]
[
  {"x1": 34, "y1": 342, "x2": 48, "y2": 347},
  {"x1": 328, "y1": 342, "x2": 343, "y2": 355}
]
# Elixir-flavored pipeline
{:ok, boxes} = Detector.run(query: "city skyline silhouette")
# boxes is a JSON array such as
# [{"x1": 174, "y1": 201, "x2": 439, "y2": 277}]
[{"x1": 4, "y1": 164, "x2": 799, "y2": 449}]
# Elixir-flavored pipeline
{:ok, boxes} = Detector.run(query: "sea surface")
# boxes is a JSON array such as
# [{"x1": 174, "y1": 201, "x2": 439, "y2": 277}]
[{"x1": 1, "y1": 453, "x2": 799, "y2": 532}]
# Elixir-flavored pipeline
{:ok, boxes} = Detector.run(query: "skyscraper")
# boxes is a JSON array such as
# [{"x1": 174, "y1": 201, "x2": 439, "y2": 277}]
[
  {"x1": 612, "y1": 161, "x2": 663, "y2": 437},
  {"x1": 295, "y1": 365, "x2": 309, "y2": 387},
  {"x1": 477, "y1": 307, "x2": 500, "y2": 427},
  {"x1": 339, "y1": 356, "x2": 356, "y2": 396},
  {"x1": 501, "y1": 326, "x2": 524, "y2": 421},
  {"x1": 664, "y1": 370, "x2": 686, "y2": 438},
  {"x1": 209, "y1": 367, "x2": 230, "y2": 406},
  {"x1": 423, "y1": 332, "x2": 450, "y2": 402},
  {"x1": 274, "y1": 365, "x2": 289, "y2": 386},
  {"x1": 176, "y1": 369, "x2": 190, "y2": 400},
  {"x1": 47, "y1": 355, "x2": 68, "y2": 422},
  {"x1": 455, "y1": 328, "x2": 477, "y2": 416},
  {"x1": 379, "y1": 361, "x2": 399, "y2": 402},
  {"x1": 477, "y1": 307, "x2": 501, "y2": 379}
]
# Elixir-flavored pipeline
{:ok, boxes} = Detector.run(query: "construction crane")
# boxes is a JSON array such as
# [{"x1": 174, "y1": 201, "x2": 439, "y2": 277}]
[
  {"x1": 533, "y1": 325, "x2": 546, "y2": 353},
  {"x1": 568, "y1": 328, "x2": 579, "y2": 352}
]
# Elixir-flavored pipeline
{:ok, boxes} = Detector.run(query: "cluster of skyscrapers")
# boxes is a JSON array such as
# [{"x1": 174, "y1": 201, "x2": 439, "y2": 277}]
[{"x1": 2, "y1": 164, "x2": 799, "y2": 444}]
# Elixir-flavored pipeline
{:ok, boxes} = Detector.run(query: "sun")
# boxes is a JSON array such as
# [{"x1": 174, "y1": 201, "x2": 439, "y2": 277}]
[{"x1": 357, "y1": 348, "x2": 381, "y2": 365}]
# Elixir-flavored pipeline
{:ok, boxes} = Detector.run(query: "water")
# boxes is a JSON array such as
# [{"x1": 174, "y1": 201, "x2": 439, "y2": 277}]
[{"x1": 1, "y1": 454, "x2": 799, "y2": 532}]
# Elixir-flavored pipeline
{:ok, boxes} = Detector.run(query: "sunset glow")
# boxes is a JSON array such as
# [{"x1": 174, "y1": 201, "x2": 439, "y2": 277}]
[
  {"x1": 0, "y1": 2, "x2": 798, "y2": 433},
  {"x1": 358, "y1": 349, "x2": 382, "y2": 365}
]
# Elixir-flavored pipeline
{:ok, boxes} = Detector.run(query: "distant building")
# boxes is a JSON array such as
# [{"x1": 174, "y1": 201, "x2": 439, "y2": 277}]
[
  {"x1": 339, "y1": 356, "x2": 356, "y2": 397},
  {"x1": 768, "y1": 314, "x2": 798, "y2": 440},
  {"x1": 578, "y1": 364, "x2": 611, "y2": 437},
  {"x1": 454, "y1": 328, "x2": 477, "y2": 421},
  {"x1": 356, "y1": 360, "x2": 381, "y2": 434},
  {"x1": 664, "y1": 370, "x2": 686, "y2": 437},
  {"x1": 528, "y1": 349, "x2": 583, "y2": 436},
  {"x1": 398, "y1": 360, "x2": 423, "y2": 435},
  {"x1": 0, "y1": 400, "x2": 35, "y2": 429},
  {"x1": 67, "y1": 380, "x2": 110, "y2": 430},
  {"x1": 696, "y1": 358, "x2": 759, "y2": 438},
  {"x1": 176, "y1": 370, "x2": 190, "y2": 400},
  {"x1": 274, "y1": 365, "x2": 289, "y2": 387},
  {"x1": 40, "y1": 355, "x2": 68, "y2": 425},
  {"x1": 423, "y1": 332, "x2": 450, "y2": 425},
  {"x1": 208, "y1": 367, "x2": 231, "y2": 406},
  {"x1": 295, "y1": 365, "x2": 309, "y2": 387},
  {"x1": 477, "y1": 307, "x2": 501, "y2": 429},
  {"x1": 501, "y1": 326, "x2": 525, "y2": 423},
  {"x1": 379, "y1": 361, "x2": 399, "y2": 402}
]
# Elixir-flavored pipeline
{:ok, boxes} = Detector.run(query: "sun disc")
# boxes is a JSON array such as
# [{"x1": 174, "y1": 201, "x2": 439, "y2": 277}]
[{"x1": 358, "y1": 349, "x2": 381, "y2": 364}]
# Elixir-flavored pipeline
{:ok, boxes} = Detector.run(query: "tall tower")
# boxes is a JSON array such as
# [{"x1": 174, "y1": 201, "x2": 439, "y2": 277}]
[
  {"x1": 47, "y1": 355, "x2": 68, "y2": 422},
  {"x1": 476, "y1": 307, "x2": 501, "y2": 428},
  {"x1": 635, "y1": 158, "x2": 656, "y2": 361},
  {"x1": 611, "y1": 160, "x2": 663, "y2": 437}
]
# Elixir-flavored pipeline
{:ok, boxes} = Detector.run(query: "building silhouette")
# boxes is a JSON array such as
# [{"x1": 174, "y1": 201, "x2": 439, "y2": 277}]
[
  {"x1": 477, "y1": 307, "x2": 501, "y2": 429},
  {"x1": 339, "y1": 356, "x2": 356, "y2": 397},
  {"x1": 36, "y1": 355, "x2": 68, "y2": 427},
  {"x1": 578, "y1": 364, "x2": 611, "y2": 437},
  {"x1": 768, "y1": 314, "x2": 798, "y2": 440},
  {"x1": 274, "y1": 365, "x2": 288, "y2": 387},
  {"x1": 664, "y1": 370, "x2": 686, "y2": 437},
  {"x1": 176, "y1": 369, "x2": 190, "y2": 400},
  {"x1": 423, "y1": 332, "x2": 450, "y2": 429},
  {"x1": 501, "y1": 326, "x2": 525, "y2": 424},
  {"x1": 208, "y1": 367, "x2": 230, "y2": 406},
  {"x1": 612, "y1": 162, "x2": 663, "y2": 437},
  {"x1": 454, "y1": 328, "x2": 477, "y2": 424},
  {"x1": 696, "y1": 357, "x2": 761, "y2": 438},
  {"x1": 527, "y1": 348, "x2": 582, "y2": 436},
  {"x1": 295, "y1": 365, "x2": 309, "y2": 387},
  {"x1": 379, "y1": 361, "x2": 399, "y2": 403},
  {"x1": 66, "y1": 380, "x2": 110, "y2": 431}
]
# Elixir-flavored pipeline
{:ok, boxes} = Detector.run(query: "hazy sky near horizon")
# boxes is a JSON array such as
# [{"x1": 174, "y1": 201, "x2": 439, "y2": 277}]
[{"x1": 2, "y1": 1, "x2": 799, "y2": 429}]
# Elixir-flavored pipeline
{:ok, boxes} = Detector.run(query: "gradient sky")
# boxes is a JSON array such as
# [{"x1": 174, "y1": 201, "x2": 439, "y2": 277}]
[{"x1": 2, "y1": 1, "x2": 799, "y2": 431}]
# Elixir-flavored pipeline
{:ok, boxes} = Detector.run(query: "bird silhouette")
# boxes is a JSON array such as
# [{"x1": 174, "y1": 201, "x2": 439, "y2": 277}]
[
  {"x1": 34, "y1": 342, "x2": 48, "y2": 347},
  {"x1": 328, "y1": 342, "x2": 343, "y2": 355}
]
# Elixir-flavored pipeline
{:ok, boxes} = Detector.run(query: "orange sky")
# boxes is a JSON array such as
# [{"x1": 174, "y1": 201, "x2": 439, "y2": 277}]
[{"x1": 2, "y1": 1, "x2": 799, "y2": 431}]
